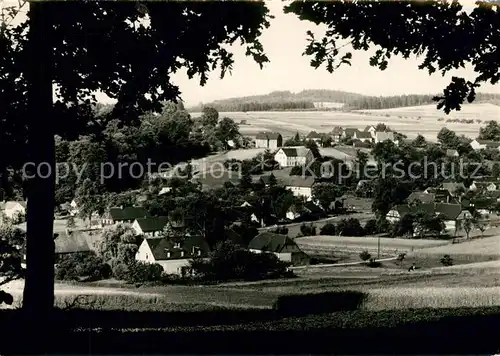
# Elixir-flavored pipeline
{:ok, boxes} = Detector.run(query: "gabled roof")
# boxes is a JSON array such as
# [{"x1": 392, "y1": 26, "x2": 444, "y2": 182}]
[
  {"x1": 4, "y1": 201, "x2": 27, "y2": 210},
  {"x1": 306, "y1": 131, "x2": 322, "y2": 139},
  {"x1": 343, "y1": 128, "x2": 359, "y2": 137},
  {"x1": 54, "y1": 230, "x2": 102, "y2": 254},
  {"x1": 107, "y1": 206, "x2": 151, "y2": 221},
  {"x1": 278, "y1": 147, "x2": 311, "y2": 158},
  {"x1": 255, "y1": 132, "x2": 282, "y2": 140},
  {"x1": 485, "y1": 190, "x2": 500, "y2": 198},
  {"x1": 356, "y1": 131, "x2": 372, "y2": 139},
  {"x1": 303, "y1": 201, "x2": 324, "y2": 214},
  {"x1": 435, "y1": 203, "x2": 462, "y2": 220},
  {"x1": 407, "y1": 192, "x2": 435, "y2": 204},
  {"x1": 476, "y1": 139, "x2": 500, "y2": 147},
  {"x1": 331, "y1": 126, "x2": 343, "y2": 135},
  {"x1": 364, "y1": 125, "x2": 375, "y2": 131},
  {"x1": 442, "y1": 182, "x2": 465, "y2": 194},
  {"x1": 248, "y1": 232, "x2": 299, "y2": 253},
  {"x1": 134, "y1": 216, "x2": 168, "y2": 233},
  {"x1": 446, "y1": 149, "x2": 459, "y2": 157},
  {"x1": 472, "y1": 198, "x2": 496, "y2": 210},
  {"x1": 375, "y1": 131, "x2": 395, "y2": 141},
  {"x1": 283, "y1": 176, "x2": 315, "y2": 188},
  {"x1": 144, "y1": 235, "x2": 210, "y2": 260}
]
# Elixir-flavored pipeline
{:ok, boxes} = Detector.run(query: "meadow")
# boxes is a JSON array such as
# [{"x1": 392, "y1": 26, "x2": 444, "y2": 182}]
[{"x1": 192, "y1": 102, "x2": 500, "y2": 141}]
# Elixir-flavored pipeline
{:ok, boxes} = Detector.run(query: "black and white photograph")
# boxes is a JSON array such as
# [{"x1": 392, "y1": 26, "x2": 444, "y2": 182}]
[{"x1": 1, "y1": 0, "x2": 500, "y2": 354}]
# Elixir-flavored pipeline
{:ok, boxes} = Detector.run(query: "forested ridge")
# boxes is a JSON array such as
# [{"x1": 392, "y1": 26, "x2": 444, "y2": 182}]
[{"x1": 188, "y1": 90, "x2": 500, "y2": 112}]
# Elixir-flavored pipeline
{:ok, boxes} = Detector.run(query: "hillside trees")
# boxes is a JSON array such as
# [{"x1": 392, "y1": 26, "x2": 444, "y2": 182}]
[
  {"x1": 1, "y1": 1, "x2": 272, "y2": 331},
  {"x1": 285, "y1": 1, "x2": 500, "y2": 114}
]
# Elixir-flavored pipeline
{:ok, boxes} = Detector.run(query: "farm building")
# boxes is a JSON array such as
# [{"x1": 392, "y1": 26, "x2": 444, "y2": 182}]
[
  {"x1": 374, "y1": 131, "x2": 395, "y2": 144},
  {"x1": 446, "y1": 149, "x2": 459, "y2": 158},
  {"x1": 255, "y1": 132, "x2": 283, "y2": 149},
  {"x1": 441, "y1": 182, "x2": 466, "y2": 196},
  {"x1": 2, "y1": 201, "x2": 27, "y2": 220},
  {"x1": 342, "y1": 128, "x2": 359, "y2": 139},
  {"x1": 407, "y1": 192, "x2": 436, "y2": 204},
  {"x1": 353, "y1": 130, "x2": 373, "y2": 143},
  {"x1": 282, "y1": 176, "x2": 316, "y2": 200},
  {"x1": 132, "y1": 216, "x2": 169, "y2": 237},
  {"x1": 248, "y1": 232, "x2": 310, "y2": 265},
  {"x1": 274, "y1": 147, "x2": 314, "y2": 168},
  {"x1": 53, "y1": 230, "x2": 103, "y2": 262},
  {"x1": 306, "y1": 131, "x2": 323, "y2": 143},
  {"x1": 135, "y1": 235, "x2": 210, "y2": 275},
  {"x1": 101, "y1": 206, "x2": 151, "y2": 226},
  {"x1": 364, "y1": 125, "x2": 377, "y2": 137},
  {"x1": 470, "y1": 139, "x2": 500, "y2": 151}
]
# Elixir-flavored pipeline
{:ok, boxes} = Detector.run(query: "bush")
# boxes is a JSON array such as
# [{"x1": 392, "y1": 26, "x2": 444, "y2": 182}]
[
  {"x1": 440, "y1": 254, "x2": 454, "y2": 267},
  {"x1": 271, "y1": 226, "x2": 289, "y2": 235},
  {"x1": 111, "y1": 261, "x2": 131, "y2": 280},
  {"x1": 367, "y1": 258, "x2": 381, "y2": 268},
  {"x1": 126, "y1": 262, "x2": 164, "y2": 283},
  {"x1": 337, "y1": 218, "x2": 364, "y2": 236},
  {"x1": 300, "y1": 223, "x2": 316, "y2": 236},
  {"x1": 359, "y1": 250, "x2": 371, "y2": 261},
  {"x1": 320, "y1": 223, "x2": 336, "y2": 235},
  {"x1": 363, "y1": 219, "x2": 377, "y2": 235},
  {"x1": 55, "y1": 252, "x2": 111, "y2": 281}
]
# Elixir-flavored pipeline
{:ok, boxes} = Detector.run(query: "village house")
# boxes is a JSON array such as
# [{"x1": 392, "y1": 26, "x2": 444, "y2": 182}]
[
  {"x1": 407, "y1": 191, "x2": 436, "y2": 204},
  {"x1": 469, "y1": 181, "x2": 498, "y2": 192},
  {"x1": 374, "y1": 131, "x2": 395, "y2": 144},
  {"x1": 53, "y1": 229, "x2": 103, "y2": 263},
  {"x1": 285, "y1": 201, "x2": 324, "y2": 221},
  {"x1": 255, "y1": 132, "x2": 283, "y2": 149},
  {"x1": 485, "y1": 190, "x2": 500, "y2": 202},
  {"x1": 306, "y1": 131, "x2": 323, "y2": 143},
  {"x1": 353, "y1": 130, "x2": 373, "y2": 143},
  {"x1": 470, "y1": 139, "x2": 500, "y2": 151},
  {"x1": 331, "y1": 126, "x2": 343, "y2": 142},
  {"x1": 158, "y1": 187, "x2": 172, "y2": 196},
  {"x1": 364, "y1": 125, "x2": 377, "y2": 138},
  {"x1": 424, "y1": 187, "x2": 452, "y2": 203},
  {"x1": 441, "y1": 182, "x2": 466, "y2": 196},
  {"x1": 248, "y1": 232, "x2": 310, "y2": 265},
  {"x1": 132, "y1": 216, "x2": 169, "y2": 237},
  {"x1": 274, "y1": 147, "x2": 314, "y2": 168},
  {"x1": 282, "y1": 176, "x2": 316, "y2": 200},
  {"x1": 2, "y1": 201, "x2": 27, "y2": 220},
  {"x1": 342, "y1": 128, "x2": 359, "y2": 140},
  {"x1": 135, "y1": 235, "x2": 210, "y2": 275},
  {"x1": 101, "y1": 206, "x2": 151, "y2": 226},
  {"x1": 69, "y1": 199, "x2": 79, "y2": 216},
  {"x1": 446, "y1": 149, "x2": 459, "y2": 158}
]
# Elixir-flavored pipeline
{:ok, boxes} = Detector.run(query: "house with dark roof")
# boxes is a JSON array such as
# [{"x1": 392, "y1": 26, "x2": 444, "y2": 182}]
[
  {"x1": 135, "y1": 235, "x2": 210, "y2": 275},
  {"x1": 255, "y1": 132, "x2": 283, "y2": 149},
  {"x1": 469, "y1": 181, "x2": 498, "y2": 192},
  {"x1": 342, "y1": 128, "x2": 360, "y2": 139},
  {"x1": 353, "y1": 130, "x2": 373, "y2": 143},
  {"x1": 306, "y1": 131, "x2": 323, "y2": 143},
  {"x1": 331, "y1": 126, "x2": 343, "y2": 142},
  {"x1": 441, "y1": 182, "x2": 466, "y2": 196},
  {"x1": 248, "y1": 232, "x2": 309, "y2": 265},
  {"x1": 274, "y1": 147, "x2": 314, "y2": 168},
  {"x1": 364, "y1": 125, "x2": 377, "y2": 137},
  {"x1": 407, "y1": 192, "x2": 436, "y2": 204},
  {"x1": 53, "y1": 229, "x2": 103, "y2": 262},
  {"x1": 132, "y1": 216, "x2": 169, "y2": 237},
  {"x1": 282, "y1": 176, "x2": 316, "y2": 200},
  {"x1": 101, "y1": 206, "x2": 151, "y2": 226},
  {"x1": 470, "y1": 139, "x2": 500, "y2": 151}
]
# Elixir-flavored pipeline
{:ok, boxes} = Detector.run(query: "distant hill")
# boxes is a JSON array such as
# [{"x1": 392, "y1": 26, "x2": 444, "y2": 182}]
[{"x1": 188, "y1": 89, "x2": 500, "y2": 112}]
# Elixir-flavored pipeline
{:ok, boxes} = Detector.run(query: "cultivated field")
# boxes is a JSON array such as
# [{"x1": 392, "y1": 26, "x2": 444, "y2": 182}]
[
  {"x1": 412, "y1": 235, "x2": 500, "y2": 259},
  {"x1": 295, "y1": 235, "x2": 450, "y2": 256},
  {"x1": 193, "y1": 103, "x2": 500, "y2": 141}
]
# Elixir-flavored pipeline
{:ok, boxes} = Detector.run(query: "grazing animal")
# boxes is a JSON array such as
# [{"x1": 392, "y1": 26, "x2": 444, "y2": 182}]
[{"x1": 408, "y1": 265, "x2": 416, "y2": 272}]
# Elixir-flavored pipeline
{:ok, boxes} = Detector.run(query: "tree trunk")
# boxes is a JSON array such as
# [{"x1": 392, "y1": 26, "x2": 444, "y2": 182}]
[{"x1": 22, "y1": 0, "x2": 55, "y2": 345}]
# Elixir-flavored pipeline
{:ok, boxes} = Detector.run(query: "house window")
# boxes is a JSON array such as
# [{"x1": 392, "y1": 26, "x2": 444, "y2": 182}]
[
  {"x1": 198, "y1": 249, "x2": 202, "y2": 256},
  {"x1": 167, "y1": 252, "x2": 171, "y2": 258},
  {"x1": 174, "y1": 242, "x2": 181, "y2": 248},
  {"x1": 145, "y1": 253, "x2": 148, "y2": 260},
  {"x1": 181, "y1": 251, "x2": 184, "y2": 257}
]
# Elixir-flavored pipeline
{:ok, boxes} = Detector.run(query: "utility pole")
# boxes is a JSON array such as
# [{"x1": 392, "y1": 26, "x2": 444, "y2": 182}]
[{"x1": 377, "y1": 234, "x2": 381, "y2": 259}]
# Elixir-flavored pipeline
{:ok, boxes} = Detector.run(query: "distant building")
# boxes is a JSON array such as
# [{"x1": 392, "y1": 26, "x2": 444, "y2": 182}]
[
  {"x1": 374, "y1": 131, "x2": 395, "y2": 144},
  {"x1": 248, "y1": 232, "x2": 310, "y2": 265},
  {"x1": 342, "y1": 128, "x2": 359, "y2": 139},
  {"x1": 470, "y1": 139, "x2": 500, "y2": 151},
  {"x1": 353, "y1": 131, "x2": 373, "y2": 143},
  {"x1": 101, "y1": 206, "x2": 151, "y2": 226},
  {"x1": 282, "y1": 176, "x2": 316, "y2": 200},
  {"x1": 469, "y1": 181, "x2": 498, "y2": 192},
  {"x1": 331, "y1": 126, "x2": 343, "y2": 142},
  {"x1": 255, "y1": 132, "x2": 283, "y2": 149},
  {"x1": 407, "y1": 191, "x2": 436, "y2": 204},
  {"x1": 306, "y1": 131, "x2": 323, "y2": 143},
  {"x1": 274, "y1": 147, "x2": 314, "y2": 168},
  {"x1": 132, "y1": 216, "x2": 169, "y2": 237},
  {"x1": 2, "y1": 201, "x2": 27, "y2": 220},
  {"x1": 446, "y1": 149, "x2": 459, "y2": 158}
]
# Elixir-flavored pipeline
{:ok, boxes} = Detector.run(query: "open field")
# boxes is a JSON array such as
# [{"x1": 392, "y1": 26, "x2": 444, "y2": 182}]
[
  {"x1": 295, "y1": 235, "x2": 450, "y2": 256},
  {"x1": 412, "y1": 234, "x2": 500, "y2": 259},
  {"x1": 192, "y1": 103, "x2": 500, "y2": 141}
]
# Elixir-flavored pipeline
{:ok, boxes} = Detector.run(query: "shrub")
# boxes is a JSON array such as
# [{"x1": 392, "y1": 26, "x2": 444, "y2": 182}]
[
  {"x1": 337, "y1": 218, "x2": 364, "y2": 236},
  {"x1": 111, "y1": 261, "x2": 131, "y2": 280},
  {"x1": 55, "y1": 252, "x2": 111, "y2": 281},
  {"x1": 367, "y1": 258, "x2": 381, "y2": 268},
  {"x1": 320, "y1": 223, "x2": 336, "y2": 235},
  {"x1": 126, "y1": 262, "x2": 164, "y2": 283},
  {"x1": 359, "y1": 250, "x2": 371, "y2": 261},
  {"x1": 271, "y1": 226, "x2": 289, "y2": 235},
  {"x1": 363, "y1": 219, "x2": 378, "y2": 235},
  {"x1": 440, "y1": 254, "x2": 454, "y2": 267},
  {"x1": 300, "y1": 223, "x2": 316, "y2": 236}
]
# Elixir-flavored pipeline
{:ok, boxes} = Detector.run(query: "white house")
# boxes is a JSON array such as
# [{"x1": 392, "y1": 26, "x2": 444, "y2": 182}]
[
  {"x1": 364, "y1": 125, "x2": 377, "y2": 138},
  {"x1": 331, "y1": 126, "x2": 343, "y2": 142},
  {"x1": 342, "y1": 128, "x2": 359, "y2": 139},
  {"x1": 255, "y1": 132, "x2": 283, "y2": 149},
  {"x1": 3, "y1": 201, "x2": 27, "y2": 220},
  {"x1": 469, "y1": 181, "x2": 498, "y2": 192},
  {"x1": 470, "y1": 139, "x2": 500, "y2": 151},
  {"x1": 283, "y1": 176, "x2": 315, "y2": 200},
  {"x1": 132, "y1": 216, "x2": 169, "y2": 237},
  {"x1": 274, "y1": 147, "x2": 314, "y2": 168},
  {"x1": 158, "y1": 187, "x2": 172, "y2": 196},
  {"x1": 69, "y1": 199, "x2": 79, "y2": 216},
  {"x1": 374, "y1": 131, "x2": 395, "y2": 144},
  {"x1": 248, "y1": 232, "x2": 310, "y2": 265},
  {"x1": 135, "y1": 235, "x2": 210, "y2": 275},
  {"x1": 446, "y1": 149, "x2": 459, "y2": 158}
]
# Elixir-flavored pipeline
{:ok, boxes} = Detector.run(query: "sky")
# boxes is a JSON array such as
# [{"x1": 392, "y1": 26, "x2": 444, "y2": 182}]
[{"x1": 2, "y1": 0, "x2": 499, "y2": 107}]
